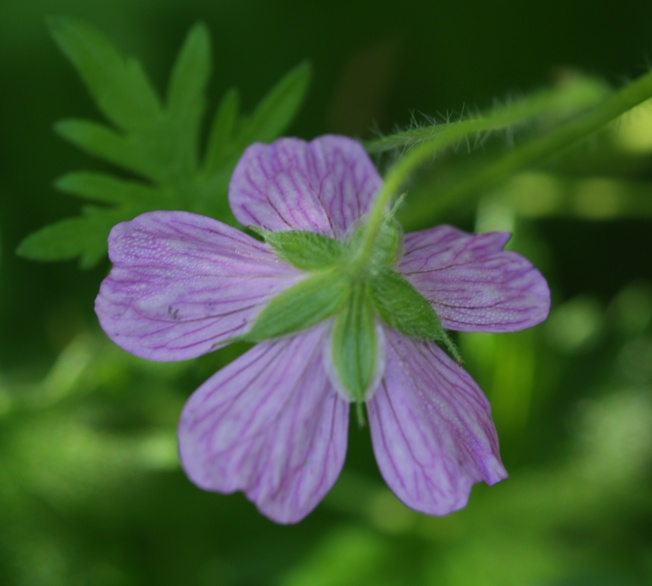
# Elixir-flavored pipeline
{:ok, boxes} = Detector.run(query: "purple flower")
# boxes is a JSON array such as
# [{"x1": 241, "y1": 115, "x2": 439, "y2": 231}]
[{"x1": 95, "y1": 135, "x2": 550, "y2": 523}]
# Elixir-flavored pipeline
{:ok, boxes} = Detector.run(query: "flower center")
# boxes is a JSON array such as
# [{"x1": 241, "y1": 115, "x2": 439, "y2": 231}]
[{"x1": 240, "y1": 215, "x2": 460, "y2": 406}]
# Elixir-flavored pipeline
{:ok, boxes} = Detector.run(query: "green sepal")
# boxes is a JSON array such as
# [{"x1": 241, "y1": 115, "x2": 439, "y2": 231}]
[
  {"x1": 241, "y1": 272, "x2": 350, "y2": 342},
  {"x1": 347, "y1": 207, "x2": 404, "y2": 269},
  {"x1": 369, "y1": 267, "x2": 446, "y2": 341},
  {"x1": 369, "y1": 268, "x2": 462, "y2": 363},
  {"x1": 371, "y1": 217, "x2": 403, "y2": 267},
  {"x1": 253, "y1": 228, "x2": 347, "y2": 271},
  {"x1": 330, "y1": 282, "x2": 378, "y2": 402}
]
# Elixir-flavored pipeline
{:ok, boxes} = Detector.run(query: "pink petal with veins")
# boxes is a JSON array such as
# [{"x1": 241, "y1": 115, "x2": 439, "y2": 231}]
[
  {"x1": 96, "y1": 211, "x2": 302, "y2": 361},
  {"x1": 178, "y1": 325, "x2": 349, "y2": 524},
  {"x1": 229, "y1": 136, "x2": 381, "y2": 238},
  {"x1": 400, "y1": 225, "x2": 550, "y2": 332},
  {"x1": 368, "y1": 329, "x2": 507, "y2": 515}
]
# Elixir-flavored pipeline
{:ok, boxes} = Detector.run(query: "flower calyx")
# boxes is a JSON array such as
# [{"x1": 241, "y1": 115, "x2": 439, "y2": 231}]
[{"x1": 239, "y1": 218, "x2": 461, "y2": 402}]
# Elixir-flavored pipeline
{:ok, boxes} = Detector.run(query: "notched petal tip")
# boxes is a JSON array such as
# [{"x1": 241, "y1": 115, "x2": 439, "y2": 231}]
[
  {"x1": 368, "y1": 330, "x2": 507, "y2": 516},
  {"x1": 400, "y1": 226, "x2": 551, "y2": 333},
  {"x1": 178, "y1": 327, "x2": 349, "y2": 523},
  {"x1": 228, "y1": 135, "x2": 382, "y2": 238}
]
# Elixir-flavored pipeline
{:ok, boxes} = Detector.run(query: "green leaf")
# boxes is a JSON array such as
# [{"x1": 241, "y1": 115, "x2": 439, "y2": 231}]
[
  {"x1": 55, "y1": 119, "x2": 162, "y2": 182},
  {"x1": 237, "y1": 61, "x2": 311, "y2": 145},
  {"x1": 254, "y1": 229, "x2": 347, "y2": 271},
  {"x1": 48, "y1": 17, "x2": 162, "y2": 133},
  {"x1": 203, "y1": 88, "x2": 240, "y2": 175},
  {"x1": 17, "y1": 208, "x2": 130, "y2": 268},
  {"x1": 55, "y1": 172, "x2": 162, "y2": 205},
  {"x1": 374, "y1": 218, "x2": 404, "y2": 265},
  {"x1": 23, "y1": 21, "x2": 311, "y2": 267},
  {"x1": 165, "y1": 23, "x2": 211, "y2": 175},
  {"x1": 242, "y1": 272, "x2": 350, "y2": 342},
  {"x1": 330, "y1": 282, "x2": 378, "y2": 402}
]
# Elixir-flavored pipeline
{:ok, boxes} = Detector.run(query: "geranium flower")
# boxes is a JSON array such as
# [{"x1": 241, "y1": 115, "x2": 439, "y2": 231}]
[{"x1": 95, "y1": 135, "x2": 550, "y2": 524}]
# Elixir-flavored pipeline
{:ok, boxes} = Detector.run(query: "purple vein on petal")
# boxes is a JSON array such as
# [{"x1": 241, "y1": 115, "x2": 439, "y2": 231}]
[
  {"x1": 95, "y1": 210, "x2": 303, "y2": 361},
  {"x1": 178, "y1": 325, "x2": 349, "y2": 524},
  {"x1": 367, "y1": 328, "x2": 507, "y2": 516},
  {"x1": 399, "y1": 226, "x2": 550, "y2": 333},
  {"x1": 229, "y1": 136, "x2": 382, "y2": 238}
]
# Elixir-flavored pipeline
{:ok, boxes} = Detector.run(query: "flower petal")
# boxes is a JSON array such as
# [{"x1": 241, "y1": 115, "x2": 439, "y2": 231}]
[
  {"x1": 95, "y1": 211, "x2": 302, "y2": 361},
  {"x1": 229, "y1": 135, "x2": 382, "y2": 238},
  {"x1": 399, "y1": 225, "x2": 550, "y2": 332},
  {"x1": 367, "y1": 329, "x2": 507, "y2": 516},
  {"x1": 178, "y1": 325, "x2": 349, "y2": 524}
]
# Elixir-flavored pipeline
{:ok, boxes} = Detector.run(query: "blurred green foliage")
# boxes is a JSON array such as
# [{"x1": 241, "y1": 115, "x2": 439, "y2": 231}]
[{"x1": 1, "y1": 1, "x2": 652, "y2": 585}]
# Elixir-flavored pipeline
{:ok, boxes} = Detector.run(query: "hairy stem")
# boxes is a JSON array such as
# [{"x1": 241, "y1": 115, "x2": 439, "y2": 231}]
[
  {"x1": 358, "y1": 69, "x2": 652, "y2": 260},
  {"x1": 421, "y1": 69, "x2": 652, "y2": 218},
  {"x1": 364, "y1": 73, "x2": 608, "y2": 153}
]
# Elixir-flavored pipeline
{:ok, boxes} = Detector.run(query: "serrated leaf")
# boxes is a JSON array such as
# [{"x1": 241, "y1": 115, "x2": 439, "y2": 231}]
[
  {"x1": 330, "y1": 282, "x2": 377, "y2": 402},
  {"x1": 237, "y1": 61, "x2": 311, "y2": 145},
  {"x1": 255, "y1": 229, "x2": 347, "y2": 271},
  {"x1": 165, "y1": 23, "x2": 211, "y2": 175},
  {"x1": 242, "y1": 272, "x2": 350, "y2": 342},
  {"x1": 48, "y1": 17, "x2": 162, "y2": 133},
  {"x1": 203, "y1": 88, "x2": 240, "y2": 175},
  {"x1": 55, "y1": 172, "x2": 162, "y2": 205}
]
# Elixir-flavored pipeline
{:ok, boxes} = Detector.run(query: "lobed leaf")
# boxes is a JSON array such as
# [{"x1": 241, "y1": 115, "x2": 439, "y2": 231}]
[
  {"x1": 48, "y1": 17, "x2": 162, "y2": 133},
  {"x1": 17, "y1": 208, "x2": 131, "y2": 268},
  {"x1": 54, "y1": 118, "x2": 162, "y2": 182},
  {"x1": 203, "y1": 88, "x2": 240, "y2": 175},
  {"x1": 55, "y1": 172, "x2": 162, "y2": 205},
  {"x1": 20, "y1": 21, "x2": 312, "y2": 267},
  {"x1": 165, "y1": 23, "x2": 212, "y2": 176}
]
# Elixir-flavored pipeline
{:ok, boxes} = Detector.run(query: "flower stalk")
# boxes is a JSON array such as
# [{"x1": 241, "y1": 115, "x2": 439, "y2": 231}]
[{"x1": 376, "y1": 69, "x2": 652, "y2": 225}]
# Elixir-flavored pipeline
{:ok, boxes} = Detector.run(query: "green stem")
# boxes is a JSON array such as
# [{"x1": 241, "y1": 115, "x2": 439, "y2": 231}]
[
  {"x1": 354, "y1": 75, "x2": 609, "y2": 266},
  {"x1": 356, "y1": 116, "x2": 513, "y2": 265},
  {"x1": 364, "y1": 73, "x2": 608, "y2": 154},
  {"x1": 420, "y1": 69, "x2": 652, "y2": 219},
  {"x1": 359, "y1": 69, "x2": 652, "y2": 255}
]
